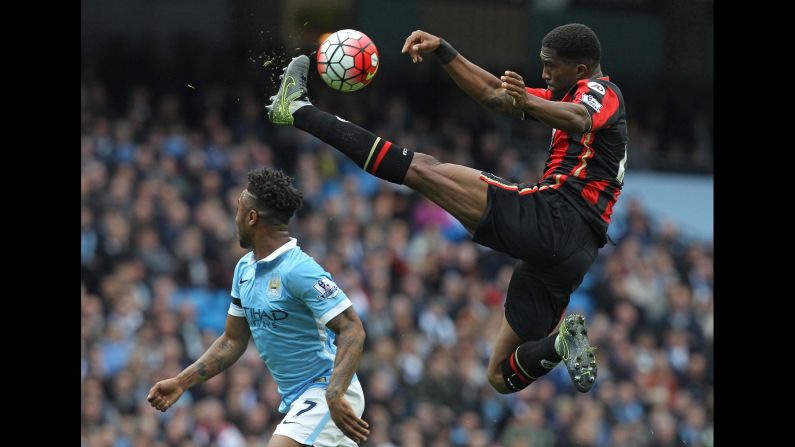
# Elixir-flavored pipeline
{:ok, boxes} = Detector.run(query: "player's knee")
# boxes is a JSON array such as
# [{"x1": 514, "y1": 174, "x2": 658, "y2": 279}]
[
  {"x1": 405, "y1": 152, "x2": 442, "y2": 188},
  {"x1": 488, "y1": 371, "x2": 513, "y2": 394},
  {"x1": 408, "y1": 152, "x2": 441, "y2": 176}
]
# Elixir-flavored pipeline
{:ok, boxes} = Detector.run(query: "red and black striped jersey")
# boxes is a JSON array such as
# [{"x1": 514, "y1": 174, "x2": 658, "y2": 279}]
[{"x1": 524, "y1": 76, "x2": 628, "y2": 244}]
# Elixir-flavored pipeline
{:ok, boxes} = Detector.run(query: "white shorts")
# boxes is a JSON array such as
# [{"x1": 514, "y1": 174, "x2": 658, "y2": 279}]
[{"x1": 272, "y1": 380, "x2": 365, "y2": 447}]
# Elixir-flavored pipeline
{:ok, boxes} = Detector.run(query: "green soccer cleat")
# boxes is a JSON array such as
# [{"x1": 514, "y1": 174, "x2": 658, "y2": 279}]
[
  {"x1": 266, "y1": 55, "x2": 312, "y2": 125},
  {"x1": 556, "y1": 314, "x2": 598, "y2": 393}
]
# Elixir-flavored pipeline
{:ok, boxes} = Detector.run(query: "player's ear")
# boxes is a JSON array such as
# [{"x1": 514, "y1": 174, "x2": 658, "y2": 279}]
[
  {"x1": 248, "y1": 209, "x2": 259, "y2": 226},
  {"x1": 576, "y1": 63, "x2": 588, "y2": 78}
]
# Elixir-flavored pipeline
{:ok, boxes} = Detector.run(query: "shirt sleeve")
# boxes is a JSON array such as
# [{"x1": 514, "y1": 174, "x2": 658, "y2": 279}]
[
  {"x1": 288, "y1": 261, "x2": 352, "y2": 326},
  {"x1": 525, "y1": 87, "x2": 553, "y2": 100},
  {"x1": 571, "y1": 79, "x2": 621, "y2": 132},
  {"x1": 228, "y1": 261, "x2": 245, "y2": 317}
]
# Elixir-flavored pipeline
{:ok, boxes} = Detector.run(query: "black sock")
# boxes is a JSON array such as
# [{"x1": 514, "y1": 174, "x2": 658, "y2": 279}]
[
  {"x1": 500, "y1": 334, "x2": 562, "y2": 392},
  {"x1": 292, "y1": 106, "x2": 414, "y2": 184},
  {"x1": 516, "y1": 333, "x2": 562, "y2": 377},
  {"x1": 500, "y1": 351, "x2": 534, "y2": 392}
]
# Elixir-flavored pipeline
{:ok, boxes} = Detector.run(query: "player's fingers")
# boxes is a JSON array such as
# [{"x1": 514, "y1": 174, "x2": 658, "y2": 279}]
[
  {"x1": 500, "y1": 75, "x2": 522, "y2": 88},
  {"x1": 345, "y1": 421, "x2": 369, "y2": 443},
  {"x1": 502, "y1": 77, "x2": 525, "y2": 92},
  {"x1": 507, "y1": 71, "x2": 524, "y2": 84},
  {"x1": 349, "y1": 416, "x2": 369, "y2": 433},
  {"x1": 339, "y1": 409, "x2": 369, "y2": 438},
  {"x1": 407, "y1": 41, "x2": 420, "y2": 62},
  {"x1": 502, "y1": 81, "x2": 520, "y2": 94},
  {"x1": 502, "y1": 78, "x2": 524, "y2": 94},
  {"x1": 147, "y1": 385, "x2": 159, "y2": 401},
  {"x1": 348, "y1": 422, "x2": 369, "y2": 437},
  {"x1": 401, "y1": 33, "x2": 418, "y2": 53},
  {"x1": 503, "y1": 70, "x2": 523, "y2": 81},
  {"x1": 403, "y1": 31, "x2": 427, "y2": 54}
]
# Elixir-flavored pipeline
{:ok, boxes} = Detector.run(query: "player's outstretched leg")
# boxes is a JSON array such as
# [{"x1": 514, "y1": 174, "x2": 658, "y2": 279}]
[
  {"x1": 266, "y1": 54, "x2": 412, "y2": 185},
  {"x1": 266, "y1": 55, "x2": 488, "y2": 233}
]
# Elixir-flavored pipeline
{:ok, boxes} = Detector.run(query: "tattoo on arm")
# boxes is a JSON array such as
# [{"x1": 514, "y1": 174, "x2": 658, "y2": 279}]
[
  {"x1": 196, "y1": 361, "x2": 207, "y2": 378},
  {"x1": 326, "y1": 315, "x2": 365, "y2": 401},
  {"x1": 179, "y1": 336, "x2": 241, "y2": 388},
  {"x1": 483, "y1": 92, "x2": 524, "y2": 118}
]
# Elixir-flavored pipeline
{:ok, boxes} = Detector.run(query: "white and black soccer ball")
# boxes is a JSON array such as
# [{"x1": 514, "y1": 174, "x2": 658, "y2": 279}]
[{"x1": 316, "y1": 29, "x2": 379, "y2": 92}]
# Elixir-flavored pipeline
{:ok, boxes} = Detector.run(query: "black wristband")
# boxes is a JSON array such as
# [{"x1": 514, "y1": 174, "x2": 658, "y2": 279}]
[{"x1": 433, "y1": 39, "x2": 459, "y2": 64}]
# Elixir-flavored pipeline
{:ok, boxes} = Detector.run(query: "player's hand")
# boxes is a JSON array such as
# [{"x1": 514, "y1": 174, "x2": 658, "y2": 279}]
[
  {"x1": 327, "y1": 395, "x2": 369, "y2": 444},
  {"x1": 501, "y1": 71, "x2": 531, "y2": 110},
  {"x1": 146, "y1": 378, "x2": 185, "y2": 412},
  {"x1": 401, "y1": 30, "x2": 441, "y2": 63}
]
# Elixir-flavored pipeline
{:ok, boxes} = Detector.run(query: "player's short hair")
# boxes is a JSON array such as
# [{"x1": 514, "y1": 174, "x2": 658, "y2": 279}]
[
  {"x1": 246, "y1": 168, "x2": 303, "y2": 225},
  {"x1": 542, "y1": 23, "x2": 601, "y2": 66}
]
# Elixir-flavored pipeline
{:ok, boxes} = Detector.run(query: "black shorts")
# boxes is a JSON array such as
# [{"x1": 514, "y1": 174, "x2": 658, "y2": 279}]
[{"x1": 472, "y1": 173, "x2": 600, "y2": 341}]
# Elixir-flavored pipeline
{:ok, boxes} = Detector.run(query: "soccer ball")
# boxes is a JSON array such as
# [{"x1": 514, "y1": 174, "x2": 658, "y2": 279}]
[{"x1": 316, "y1": 29, "x2": 379, "y2": 92}]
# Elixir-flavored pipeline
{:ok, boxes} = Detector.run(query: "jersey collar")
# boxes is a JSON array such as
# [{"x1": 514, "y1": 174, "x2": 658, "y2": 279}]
[
  {"x1": 248, "y1": 238, "x2": 298, "y2": 265},
  {"x1": 563, "y1": 75, "x2": 611, "y2": 100}
]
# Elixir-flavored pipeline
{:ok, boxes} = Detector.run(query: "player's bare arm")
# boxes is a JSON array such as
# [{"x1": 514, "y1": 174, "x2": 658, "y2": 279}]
[
  {"x1": 325, "y1": 307, "x2": 369, "y2": 444},
  {"x1": 501, "y1": 70, "x2": 591, "y2": 133},
  {"x1": 402, "y1": 30, "x2": 524, "y2": 119},
  {"x1": 147, "y1": 314, "x2": 251, "y2": 412}
]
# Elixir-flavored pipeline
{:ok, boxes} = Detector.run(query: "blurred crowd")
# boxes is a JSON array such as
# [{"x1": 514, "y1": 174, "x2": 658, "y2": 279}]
[{"x1": 81, "y1": 77, "x2": 713, "y2": 447}]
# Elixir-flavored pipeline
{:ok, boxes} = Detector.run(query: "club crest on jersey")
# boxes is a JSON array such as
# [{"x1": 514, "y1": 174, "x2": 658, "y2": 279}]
[
  {"x1": 582, "y1": 94, "x2": 602, "y2": 113},
  {"x1": 267, "y1": 273, "x2": 282, "y2": 299},
  {"x1": 587, "y1": 81, "x2": 605, "y2": 95},
  {"x1": 313, "y1": 278, "x2": 340, "y2": 300}
]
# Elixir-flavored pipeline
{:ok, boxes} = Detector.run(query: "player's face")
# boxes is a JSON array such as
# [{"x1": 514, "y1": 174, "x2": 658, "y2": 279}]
[
  {"x1": 236, "y1": 191, "x2": 253, "y2": 249},
  {"x1": 540, "y1": 47, "x2": 580, "y2": 101}
]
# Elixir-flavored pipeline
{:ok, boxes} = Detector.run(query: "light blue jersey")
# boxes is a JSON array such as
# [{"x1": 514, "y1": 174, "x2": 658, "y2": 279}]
[{"x1": 227, "y1": 238, "x2": 355, "y2": 413}]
